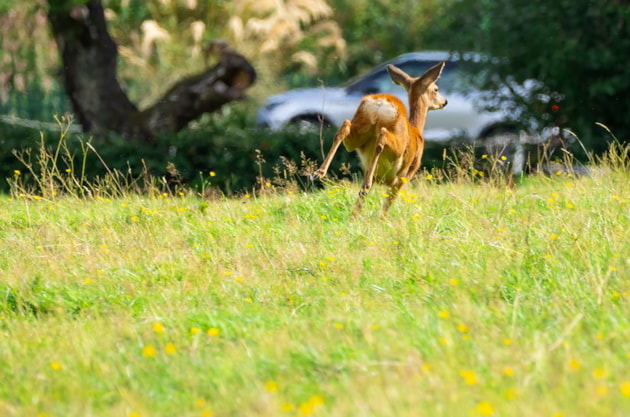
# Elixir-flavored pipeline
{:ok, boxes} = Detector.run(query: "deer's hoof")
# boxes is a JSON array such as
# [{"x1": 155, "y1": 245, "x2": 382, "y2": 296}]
[{"x1": 310, "y1": 170, "x2": 324, "y2": 181}]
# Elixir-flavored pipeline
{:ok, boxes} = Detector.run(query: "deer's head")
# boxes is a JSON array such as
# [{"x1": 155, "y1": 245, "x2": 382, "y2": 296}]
[{"x1": 387, "y1": 61, "x2": 448, "y2": 111}]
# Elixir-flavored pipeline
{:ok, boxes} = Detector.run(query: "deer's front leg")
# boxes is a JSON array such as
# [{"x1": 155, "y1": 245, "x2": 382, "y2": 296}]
[{"x1": 310, "y1": 120, "x2": 352, "y2": 181}]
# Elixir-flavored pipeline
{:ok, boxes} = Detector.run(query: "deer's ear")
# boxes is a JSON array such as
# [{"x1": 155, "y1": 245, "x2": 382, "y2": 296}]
[
  {"x1": 421, "y1": 61, "x2": 446, "y2": 84},
  {"x1": 387, "y1": 64, "x2": 413, "y2": 89}
]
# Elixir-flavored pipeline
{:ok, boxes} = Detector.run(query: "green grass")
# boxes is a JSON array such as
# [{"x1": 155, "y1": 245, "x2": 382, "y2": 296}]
[{"x1": 1, "y1": 150, "x2": 629, "y2": 417}]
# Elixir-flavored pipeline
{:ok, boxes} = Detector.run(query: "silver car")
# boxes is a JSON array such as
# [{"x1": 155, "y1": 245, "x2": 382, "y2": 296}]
[
  {"x1": 256, "y1": 51, "x2": 562, "y2": 174},
  {"x1": 256, "y1": 51, "x2": 515, "y2": 145}
]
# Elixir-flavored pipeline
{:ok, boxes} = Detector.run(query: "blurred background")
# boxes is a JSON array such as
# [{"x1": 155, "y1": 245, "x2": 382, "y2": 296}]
[{"x1": 1, "y1": 0, "x2": 628, "y2": 193}]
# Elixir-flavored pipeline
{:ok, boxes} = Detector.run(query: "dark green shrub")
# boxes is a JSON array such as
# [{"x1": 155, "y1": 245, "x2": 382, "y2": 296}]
[{"x1": 0, "y1": 107, "x2": 360, "y2": 196}]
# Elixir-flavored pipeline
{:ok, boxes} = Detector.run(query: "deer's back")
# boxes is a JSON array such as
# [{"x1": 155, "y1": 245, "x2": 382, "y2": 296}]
[
  {"x1": 355, "y1": 94, "x2": 406, "y2": 129},
  {"x1": 344, "y1": 94, "x2": 415, "y2": 149},
  {"x1": 344, "y1": 94, "x2": 421, "y2": 181}
]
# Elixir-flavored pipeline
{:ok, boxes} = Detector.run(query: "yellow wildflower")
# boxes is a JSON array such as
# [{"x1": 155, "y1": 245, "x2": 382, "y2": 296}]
[
  {"x1": 142, "y1": 345, "x2": 156, "y2": 358},
  {"x1": 164, "y1": 343, "x2": 176, "y2": 355},
  {"x1": 477, "y1": 401, "x2": 494, "y2": 415},
  {"x1": 152, "y1": 322, "x2": 165, "y2": 334},
  {"x1": 460, "y1": 370, "x2": 478, "y2": 385},
  {"x1": 265, "y1": 381, "x2": 278, "y2": 393}
]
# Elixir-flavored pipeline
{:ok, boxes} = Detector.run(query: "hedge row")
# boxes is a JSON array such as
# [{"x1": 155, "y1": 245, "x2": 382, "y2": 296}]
[{"x1": 0, "y1": 109, "x2": 361, "y2": 196}]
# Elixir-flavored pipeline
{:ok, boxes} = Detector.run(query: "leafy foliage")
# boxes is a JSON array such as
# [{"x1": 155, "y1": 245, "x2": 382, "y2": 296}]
[
  {"x1": 0, "y1": 1, "x2": 56, "y2": 97},
  {"x1": 226, "y1": 0, "x2": 345, "y2": 74},
  {"x1": 3, "y1": 0, "x2": 629, "y2": 159},
  {"x1": 98, "y1": 0, "x2": 346, "y2": 105},
  {"x1": 1, "y1": 0, "x2": 346, "y2": 108},
  {"x1": 328, "y1": 0, "x2": 451, "y2": 80},
  {"x1": 0, "y1": 106, "x2": 359, "y2": 195},
  {"x1": 442, "y1": 0, "x2": 630, "y2": 152}
]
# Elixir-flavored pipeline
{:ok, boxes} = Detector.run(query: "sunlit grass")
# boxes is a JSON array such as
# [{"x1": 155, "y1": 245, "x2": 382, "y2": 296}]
[{"x1": 1, "y1": 145, "x2": 629, "y2": 417}]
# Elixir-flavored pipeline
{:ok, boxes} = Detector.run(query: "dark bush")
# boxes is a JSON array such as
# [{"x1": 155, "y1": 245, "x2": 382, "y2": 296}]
[{"x1": 0, "y1": 107, "x2": 360, "y2": 196}]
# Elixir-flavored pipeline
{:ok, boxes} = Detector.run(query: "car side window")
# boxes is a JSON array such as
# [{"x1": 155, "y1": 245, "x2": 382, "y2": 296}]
[
  {"x1": 346, "y1": 71, "x2": 393, "y2": 95},
  {"x1": 345, "y1": 59, "x2": 470, "y2": 96},
  {"x1": 397, "y1": 61, "x2": 459, "y2": 93},
  {"x1": 396, "y1": 61, "x2": 434, "y2": 77}
]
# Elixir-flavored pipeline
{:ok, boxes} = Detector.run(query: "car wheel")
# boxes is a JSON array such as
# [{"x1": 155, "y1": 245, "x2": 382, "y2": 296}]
[
  {"x1": 289, "y1": 115, "x2": 334, "y2": 134},
  {"x1": 478, "y1": 129, "x2": 525, "y2": 176}
]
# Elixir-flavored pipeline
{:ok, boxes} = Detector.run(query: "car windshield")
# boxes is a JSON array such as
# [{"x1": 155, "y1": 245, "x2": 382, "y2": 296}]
[{"x1": 345, "y1": 59, "x2": 480, "y2": 96}]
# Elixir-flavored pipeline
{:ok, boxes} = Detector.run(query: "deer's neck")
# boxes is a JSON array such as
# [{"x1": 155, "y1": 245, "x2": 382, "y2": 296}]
[{"x1": 408, "y1": 99, "x2": 429, "y2": 134}]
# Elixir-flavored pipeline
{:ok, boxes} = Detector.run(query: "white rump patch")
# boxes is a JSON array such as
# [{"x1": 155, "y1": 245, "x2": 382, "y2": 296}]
[{"x1": 361, "y1": 98, "x2": 400, "y2": 124}]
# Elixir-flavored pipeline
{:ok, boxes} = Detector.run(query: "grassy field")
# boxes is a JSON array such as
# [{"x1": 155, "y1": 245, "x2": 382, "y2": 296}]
[{"x1": 1, "y1": 148, "x2": 629, "y2": 417}]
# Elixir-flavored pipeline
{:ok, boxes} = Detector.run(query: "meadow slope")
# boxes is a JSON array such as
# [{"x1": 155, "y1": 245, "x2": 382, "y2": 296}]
[{"x1": 1, "y1": 164, "x2": 629, "y2": 417}]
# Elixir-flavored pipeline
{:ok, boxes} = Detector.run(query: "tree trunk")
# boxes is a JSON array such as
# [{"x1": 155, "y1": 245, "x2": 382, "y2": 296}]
[{"x1": 47, "y1": 0, "x2": 256, "y2": 140}]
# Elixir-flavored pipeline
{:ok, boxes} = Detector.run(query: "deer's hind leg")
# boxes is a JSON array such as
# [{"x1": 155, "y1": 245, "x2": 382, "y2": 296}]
[
  {"x1": 381, "y1": 156, "x2": 421, "y2": 215},
  {"x1": 310, "y1": 120, "x2": 352, "y2": 181},
  {"x1": 353, "y1": 127, "x2": 393, "y2": 216},
  {"x1": 381, "y1": 181, "x2": 405, "y2": 216}
]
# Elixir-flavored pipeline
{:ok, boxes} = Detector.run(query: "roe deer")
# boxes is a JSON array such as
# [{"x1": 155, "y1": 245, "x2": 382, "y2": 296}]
[{"x1": 310, "y1": 61, "x2": 447, "y2": 217}]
